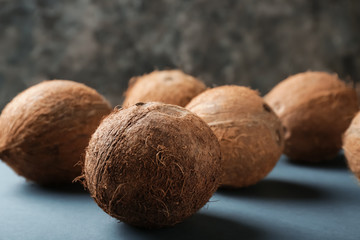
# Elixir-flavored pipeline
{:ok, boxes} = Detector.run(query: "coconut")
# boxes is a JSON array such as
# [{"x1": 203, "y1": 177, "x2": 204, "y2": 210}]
[
  {"x1": 122, "y1": 70, "x2": 206, "y2": 107},
  {"x1": 186, "y1": 85, "x2": 284, "y2": 188},
  {"x1": 264, "y1": 71, "x2": 358, "y2": 162},
  {"x1": 354, "y1": 83, "x2": 360, "y2": 106},
  {"x1": 343, "y1": 112, "x2": 360, "y2": 181},
  {"x1": 0, "y1": 80, "x2": 112, "y2": 185},
  {"x1": 83, "y1": 102, "x2": 221, "y2": 228}
]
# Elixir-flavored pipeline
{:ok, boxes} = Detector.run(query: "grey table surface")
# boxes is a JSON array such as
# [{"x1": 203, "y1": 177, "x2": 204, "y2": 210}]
[{"x1": 0, "y1": 154, "x2": 359, "y2": 240}]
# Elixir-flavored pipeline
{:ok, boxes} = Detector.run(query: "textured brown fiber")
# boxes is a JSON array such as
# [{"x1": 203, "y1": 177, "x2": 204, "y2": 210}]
[
  {"x1": 343, "y1": 112, "x2": 360, "y2": 181},
  {"x1": 265, "y1": 71, "x2": 358, "y2": 162},
  {"x1": 186, "y1": 85, "x2": 284, "y2": 188},
  {"x1": 84, "y1": 102, "x2": 221, "y2": 228},
  {"x1": 123, "y1": 70, "x2": 206, "y2": 107},
  {"x1": 0, "y1": 80, "x2": 112, "y2": 185}
]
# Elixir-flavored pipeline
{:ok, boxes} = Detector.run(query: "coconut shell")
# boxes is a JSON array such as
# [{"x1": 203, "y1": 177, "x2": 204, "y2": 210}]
[
  {"x1": 83, "y1": 102, "x2": 221, "y2": 228},
  {"x1": 186, "y1": 85, "x2": 284, "y2": 188},
  {"x1": 354, "y1": 83, "x2": 360, "y2": 106},
  {"x1": 0, "y1": 80, "x2": 111, "y2": 185},
  {"x1": 343, "y1": 112, "x2": 360, "y2": 181},
  {"x1": 122, "y1": 70, "x2": 206, "y2": 107},
  {"x1": 264, "y1": 71, "x2": 358, "y2": 162}
]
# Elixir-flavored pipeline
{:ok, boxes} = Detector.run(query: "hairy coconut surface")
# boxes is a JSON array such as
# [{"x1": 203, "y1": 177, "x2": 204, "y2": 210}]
[
  {"x1": 83, "y1": 102, "x2": 221, "y2": 228},
  {"x1": 0, "y1": 80, "x2": 111, "y2": 185},
  {"x1": 343, "y1": 112, "x2": 360, "y2": 181},
  {"x1": 122, "y1": 70, "x2": 206, "y2": 107},
  {"x1": 186, "y1": 85, "x2": 284, "y2": 188},
  {"x1": 264, "y1": 71, "x2": 358, "y2": 162}
]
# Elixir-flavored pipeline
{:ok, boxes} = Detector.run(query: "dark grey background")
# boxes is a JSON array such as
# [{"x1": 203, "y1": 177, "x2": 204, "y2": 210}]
[
  {"x1": 1, "y1": 155, "x2": 360, "y2": 240},
  {"x1": 1, "y1": 0, "x2": 360, "y2": 109}
]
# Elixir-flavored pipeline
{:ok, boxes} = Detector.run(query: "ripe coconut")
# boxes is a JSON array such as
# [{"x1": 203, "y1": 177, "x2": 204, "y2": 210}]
[
  {"x1": 122, "y1": 70, "x2": 206, "y2": 107},
  {"x1": 354, "y1": 83, "x2": 360, "y2": 106},
  {"x1": 83, "y1": 102, "x2": 221, "y2": 228},
  {"x1": 264, "y1": 71, "x2": 358, "y2": 162},
  {"x1": 186, "y1": 85, "x2": 284, "y2": 188},
  {"x1": 0, "y1": 80, "x2": 111, "y2": 185},
  {"x1": 343, "y1": 112, "x2": 360, "y2": 181}
]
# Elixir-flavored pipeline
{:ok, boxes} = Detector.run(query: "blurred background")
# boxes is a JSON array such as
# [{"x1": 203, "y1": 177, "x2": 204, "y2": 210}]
[{"x1": 0, "y1": 0, "x2": 359, "y2": 110}]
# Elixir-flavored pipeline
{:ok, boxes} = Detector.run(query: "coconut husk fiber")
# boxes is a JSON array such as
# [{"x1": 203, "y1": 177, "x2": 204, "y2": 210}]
[
  {"x1": 186, "y1": 85, "x2": 284, "y2": 188},
  {"x1": 264, "y1": 71, "x2": 358, "y2": 162},
  {"x1": 0, "y1": 80, "x2": 111, "y2": 185},
  {"x1": 122, "y1": 70, "x2": 206, "y2": 107},
  {"x1": 343, "y1": 112, "x2": 360, "y2": 181},
  {"x1": 83, "y1": 102, "x2": 221, "y2": 228}
]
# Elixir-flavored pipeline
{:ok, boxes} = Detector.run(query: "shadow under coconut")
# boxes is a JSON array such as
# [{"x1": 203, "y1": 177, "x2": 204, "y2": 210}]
[
  {"x1": 17, "y1": 181, "x2": 88, "y2": 196},
  {"x1": 217, "y1": 179, "x2": 325, "y2": 201},
  {"x1": 285, "y1": 151, "x2": 348, "y2": 170},
  {"x1": 117, "y1": 213, "x2": 263, "y2": 240}
]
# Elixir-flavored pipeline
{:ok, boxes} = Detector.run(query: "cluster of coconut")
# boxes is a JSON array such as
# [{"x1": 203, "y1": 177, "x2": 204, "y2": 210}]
[{"x1": 0, "y1": 70, "x2": 359, "y2": 228}]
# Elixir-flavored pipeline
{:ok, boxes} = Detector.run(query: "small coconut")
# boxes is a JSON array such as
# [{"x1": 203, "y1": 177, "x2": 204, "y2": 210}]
[
  {"x1": 122, "y1": 70, "x2": 206, "y2": 107},
  {"x1": 186, "y1": 85, "x2": 284, "y2": 188},
  {"x1": 83, "y1": 102, "x2": 221, "y2": 228},
  {"x1": 264, "y1": 71, "x2": 358, "y2": 162},
  {"x1": 343, "y1": 112, "x2": 360, "y2": 181},
  {"x1": 0, "y1": 80, "x2": 111, "y2": 185}
]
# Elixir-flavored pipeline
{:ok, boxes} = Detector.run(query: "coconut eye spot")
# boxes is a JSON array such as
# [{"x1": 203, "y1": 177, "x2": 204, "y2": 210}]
[
  {"x1": 283, "y1": 126, "x2": 287, "y2": 133},
  {"x1": 135, "y1": 102, "x2": 145, "y2": 106},
  {"x1": 114, "y1": 105, "x2": 123, "y2": 110},
  {"x1": 263, "y1": 103, "x2": 273, "y2": 113}
]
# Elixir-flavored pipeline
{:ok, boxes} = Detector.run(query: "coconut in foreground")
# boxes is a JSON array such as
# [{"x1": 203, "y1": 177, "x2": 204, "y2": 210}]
[
  {"x1": 186, "y1": 85, "x2": 284, "y2": 188},
  {"x1": 343, "y1": 112, "x2": 360, "y2": 181},
  {"x1": 264, "y1": 71, "x2": 358, "y2": 162},
  {"x1": 123, "y1": 70, "x2": 207, "y2": 107},
  {"x1": 0, "y1": 80, "x2": 112, "y2": 185},
  {"x1": 83, "y1": 102, "x2": 221, "y2": 228}
]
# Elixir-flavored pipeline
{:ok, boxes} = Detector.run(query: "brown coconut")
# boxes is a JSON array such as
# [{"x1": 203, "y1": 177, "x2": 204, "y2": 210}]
[
  {"x1": 264, "y1": 71, "x2": 358, "y2": 162},
  {"x1": 122, "y1": 70, "x2": 206, "y2": 107},
  {"x1": 0, "y1": 80, "x2": 111, "y2": 185},
  {"x1": 186, "y1": 85, "x2": 284, "y2": 188},
  {"x1": 354, "y1": 83, "x2": 360, "y2": 106},
  {"x1": 343, "y1": 112, "x2": 360, "y2": 181},
  {"x1": 83, "y1": 102, "x2": 221, "y2": 228}
]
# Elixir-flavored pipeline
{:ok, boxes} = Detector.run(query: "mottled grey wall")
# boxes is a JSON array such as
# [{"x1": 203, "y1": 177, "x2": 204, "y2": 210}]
[{"x1": 1, "y1": 0, "x2": 359, "y2": 109}]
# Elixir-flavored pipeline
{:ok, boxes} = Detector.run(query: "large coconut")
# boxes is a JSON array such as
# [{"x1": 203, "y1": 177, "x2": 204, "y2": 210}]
[
  {"x1": 343, "y1": 112, "x2": 360, "y2": 181},
  {"x1": 83, "y1": 102, "x2": 221, "y2": 228},
  {"x1": 186, "y1": 85, "x2": 284, "y2": 188},
  {"x1": 0, "y1": 80, "x2": 111, "y2": 185},
  {"x1": 264, "y1": 71, "x2": 358, "y2": 162},
  {"x1": 122, "y1": 70, "x2": 206, "y2": 107}
]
